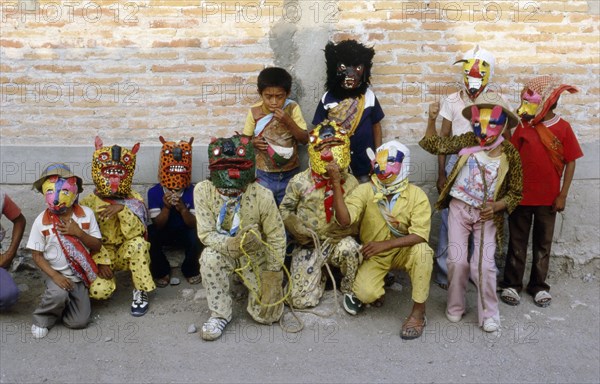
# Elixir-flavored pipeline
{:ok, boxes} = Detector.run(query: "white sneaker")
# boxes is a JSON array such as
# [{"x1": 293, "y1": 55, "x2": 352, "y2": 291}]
[
  {"x1": 200, "y1": 317, "x2": 229, "y2": 341},
  {"x1": 31, "y1": 324, "x2": 48, "y2": 339},
  {"x1": 483, "y1": 318, "x2": 500, "y2": 332},
  {"x1": 446, "y1": 312, "x2": 462, "y2": 323}
]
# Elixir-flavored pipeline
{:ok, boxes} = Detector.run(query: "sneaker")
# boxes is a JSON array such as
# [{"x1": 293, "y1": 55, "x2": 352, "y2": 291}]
[
  {"x1": 201, "y1": 317, "x2": 229, "y2": 341},
  {"x1": 446, "y1": 312, "x2": 462, "y2": 323},
  {"x1": 131, "y1": 289, "x2": 149, "y2": 317},
  {"x1": 31, "y1": 324, "x2": 48, "y2": 339},
  {"x1": 483, "y1": 318, "x2": 500, "y2": 332},
  {"x1": 343, "y1": 293, "x2": 363, "y2": 316}
]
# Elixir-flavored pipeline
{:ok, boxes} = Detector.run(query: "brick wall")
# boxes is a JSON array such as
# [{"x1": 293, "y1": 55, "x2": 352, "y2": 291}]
[{"x1": 1, "y1": 0, "x2": 598, "y2": 145}]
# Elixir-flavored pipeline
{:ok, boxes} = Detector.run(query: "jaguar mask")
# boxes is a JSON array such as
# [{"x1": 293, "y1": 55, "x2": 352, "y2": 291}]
[
  {"x1": 159, "y1": 136, "x2": 194, "y2": 191},
  {"x1": 92, "y1": 136, "x2": 139, "y2": 197},
  {"x1": 308, "y1": 120, "x2": 351, "y2": 176}
]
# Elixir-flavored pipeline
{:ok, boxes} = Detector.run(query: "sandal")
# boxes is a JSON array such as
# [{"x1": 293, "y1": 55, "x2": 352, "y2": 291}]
[
  {"x1": 187, "y1": 275, "x2": 202, "y2": 285},
  {"x1": 155, "y1": 275, "x2": 170, "y2": 288},
  {"x1": 500, "y1": 288, "x2": 521, "y2": 306},
  {"x1": 400, "y1": 315, "x2": 427, "y2": 340},
  {"x1": 534, "y1": 290, "x2": 552, "y2": 308}
]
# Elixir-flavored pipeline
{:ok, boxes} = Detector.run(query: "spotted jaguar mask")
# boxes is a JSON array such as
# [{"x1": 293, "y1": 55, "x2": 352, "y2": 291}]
[
  {"x1": 92, "y1": 136, "x2": 139, "y2": 197},
  {"x1": 308, "y1": 120, "x2": 351, "y2": 176},
  {"x1": 208, "y1": 134, "x2": 255, "y2": 195},
  {"x1": 159, "y1": 136, "x2": 193, "y2": 191}
]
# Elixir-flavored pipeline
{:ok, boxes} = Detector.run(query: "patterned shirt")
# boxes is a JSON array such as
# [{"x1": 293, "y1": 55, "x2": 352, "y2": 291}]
[
  {"x1": 194, "y1": 181, "x2": 286, "y2": 271},
  {"x1": 279, "y1": 169, "x2": 359, "y2": 241}
]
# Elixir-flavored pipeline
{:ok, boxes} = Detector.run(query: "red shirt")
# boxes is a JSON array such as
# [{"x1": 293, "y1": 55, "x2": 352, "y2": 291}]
[{"x1": 511, "y1": 116, "x2": 583, "y2": 206}]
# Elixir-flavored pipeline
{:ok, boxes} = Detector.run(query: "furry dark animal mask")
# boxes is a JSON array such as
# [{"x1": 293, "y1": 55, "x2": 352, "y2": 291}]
[{"x1": 325, "y1": 40, "x2": 375, "y2": 99}]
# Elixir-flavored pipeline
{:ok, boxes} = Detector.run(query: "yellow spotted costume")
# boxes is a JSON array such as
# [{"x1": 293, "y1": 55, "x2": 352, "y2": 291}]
[{"x1": 81, "y1": 137, "x2": 155, "y2": 299}]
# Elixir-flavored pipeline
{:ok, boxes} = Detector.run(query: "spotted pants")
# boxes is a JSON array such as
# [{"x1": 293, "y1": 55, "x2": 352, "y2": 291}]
[
  {"x1": 89, "y1": 238, "x2": 155, "y2": 300},
  {"x1": 289, "y1": 236, "x2": 361, "y2": 309},
  {"x1": 200, "y1": 247, "x2": 282, "y2": 324}
]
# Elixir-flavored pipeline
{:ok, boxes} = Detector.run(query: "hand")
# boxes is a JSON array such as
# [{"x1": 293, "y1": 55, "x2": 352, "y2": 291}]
[
  {"x1": 169, "y1": 193, "x2": 187, "y2": 213},
  {"x1": 273, "y1": 109, "x2": 293, "y2": 126},
  {"x1": 436, "y1": 174, "x2": 447, "y2": 194},
  {"x1": 98, "y1": 204, "x2": 124, "y2": 220},
  {"x1": 252, "y1": 136, "x2": 268, "y2": 152},
  {"x1": 225, "y1": 224, "x2": 260, "y2": 258},
  {"x1": 479, "y1": 203, "x2": 496, "y2": 222},
  {"x1": 283, "y1": 214, "x2": 313, "y2": 246},
  {"x1": 258, "y1": 270, "x2": 284, "y2": 323},
  {"x1": 429, "y1": 101, "x2": 440, "y2": 120},
  {"x1": 52, "y1": 274, "x2": 74, "y2": 292},
  {"x1": 325, "y1": 162, "x2": 342, "y2": 185},
  {"x1": 552, "y1": 195, "x2": 566, "y2": 212},
  {"x1": 56, "y1": 218, "x2": 83, "y2": 238},
  {"x1": 360, "y1": 241, "x2": 390, "y2": 260},
  {"x1": 97, "y1": 264, "x2": 113, "y2": 279},
  {"x1": 162, "y1": 193, "x2": 173, "y2": 209}
]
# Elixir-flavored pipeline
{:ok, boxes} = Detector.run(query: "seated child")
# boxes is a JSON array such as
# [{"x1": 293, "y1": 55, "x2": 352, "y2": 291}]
[
  {"x1": 420, "y1": 93, "x2": 522, "y2": 332},
  {"x1": 27, "y1": 163, "x2": 101, "y2": 339},
  {"x1": 279, "y1": 121, "x2": 361, "y2": 309},
  {"x1": 148, "y1": 136, "x2": 202, "y2": 287},
  {"x1": 81, "y1": 137, "x2": 155, "y2": 317},
  {"x1": 0, "y1": 191, "x2": 26, "y2": 311},
  {"x1": 242, "y1": 67, "x2": 308, "y2": 205},
  {"x1": 195, "y1": 134, "x2": 286, "y2": 341}
]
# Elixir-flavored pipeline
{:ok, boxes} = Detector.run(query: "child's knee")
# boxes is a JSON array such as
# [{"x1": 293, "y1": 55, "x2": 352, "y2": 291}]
[{"x1": 89, "y1": 278, "x2": 116, "y2": 300}]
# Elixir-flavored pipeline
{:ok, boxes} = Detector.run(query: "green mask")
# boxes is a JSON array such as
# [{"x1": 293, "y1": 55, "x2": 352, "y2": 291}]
[{"x1": 208, "y1": 135, "x2": 256, "y2": 194}]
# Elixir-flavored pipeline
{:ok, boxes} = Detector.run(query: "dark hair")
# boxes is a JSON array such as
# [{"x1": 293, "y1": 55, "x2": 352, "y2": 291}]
[
  {"x1": 549, "y1": 101, "x2": 558, "y2": 111},
  {"x1": 257, "y1": 67, "x2": 292, "y2": 94}
]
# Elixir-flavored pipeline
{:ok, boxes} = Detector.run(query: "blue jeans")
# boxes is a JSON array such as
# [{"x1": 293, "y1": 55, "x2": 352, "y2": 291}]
[{"x1": 256, "y1": 168, "x2": 299, "y2": 206}]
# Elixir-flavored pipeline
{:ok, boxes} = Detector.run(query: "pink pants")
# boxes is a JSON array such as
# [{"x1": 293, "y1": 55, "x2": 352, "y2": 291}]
[{"x1": 447, "y1": 198, "x2": 499, "y2": 326}]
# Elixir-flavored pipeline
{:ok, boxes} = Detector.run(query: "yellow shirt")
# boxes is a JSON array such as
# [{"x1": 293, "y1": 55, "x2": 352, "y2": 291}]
[
  {"x1": 242, "y1": 100, "x2": 307, "y2": 172},
  {"x1": 345, "y1": 183, "x2": 432, "y2": 258}
]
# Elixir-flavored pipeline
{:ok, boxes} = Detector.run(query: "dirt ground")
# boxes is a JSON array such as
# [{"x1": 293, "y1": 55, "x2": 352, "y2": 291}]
[{"x1": 0, "y1": 254, "x2": 598, "y2": 384}]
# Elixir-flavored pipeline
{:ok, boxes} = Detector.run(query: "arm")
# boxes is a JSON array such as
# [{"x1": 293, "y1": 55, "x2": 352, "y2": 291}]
[
  {"x1": 152, "y1": 193, "x2": 172, "y2": 230},
  {"x1": 32, "y1": 250, "x2": 74, "y2": 291},
  {"x1": 328, "y1": 163, "x2": 351, "y2": 228},
  {"x1": 57, "y1": 219, "x2": 102, "y2": 253},
  {"x1": 361, "y1": 234, "x2": 425, "y2": 260},
  {"x1": 437, "y1": 118, "x2": 453, "y2": 193},
  {"x1": 372, "y1": 122, "x2": 382, "y2": 149},
  {"x1": 0, "y1": 213, "x2": 25, "y2": 268},
  {"x1": 553, "y1": 160, "x2": 576, "y2": 212},
  {"x1": 275, "y1": 106, "x2": 308, "y2": 144}
]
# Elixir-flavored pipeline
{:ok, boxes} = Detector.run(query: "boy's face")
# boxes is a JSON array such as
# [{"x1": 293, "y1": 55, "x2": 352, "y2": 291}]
[{"x1": 260, "y1": 87, "x2": 288, "y2": 112}]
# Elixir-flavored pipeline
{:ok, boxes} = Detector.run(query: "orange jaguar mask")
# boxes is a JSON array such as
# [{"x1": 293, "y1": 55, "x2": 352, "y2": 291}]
[
  {"x1": 92, "y1": 136, "x2": 139, "y2": 197},
  {"x1": 159, "y1": 136, "x2": 193, "y2": 191}
]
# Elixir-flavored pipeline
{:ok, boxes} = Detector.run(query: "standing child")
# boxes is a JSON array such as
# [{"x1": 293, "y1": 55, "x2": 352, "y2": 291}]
[
  {"x1": 500, "y1": 76, "x2": 583, "y2": 308},
  {"x1": 420, "y1": 93, "x2": 522, "y2": 332},
  {"x1": 430, "y1": 46, "x2": 498, "y2": 289},
  {"x1": 242, "y1": 67, "x2": 308, "y2": 206},
  {"x1": 0, "y1": 191, "x2": 26, "y2": 311},
  {"x1": 27, "y1": 163, "x2": 101, "y2": 339},
  {"x1": 312, "y1": 39, "x2": 384, "y2": 183}
]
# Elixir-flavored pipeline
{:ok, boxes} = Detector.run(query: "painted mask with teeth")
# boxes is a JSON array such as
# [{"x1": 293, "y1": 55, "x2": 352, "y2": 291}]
[
  {"x1": 158, "y1": 136, "x2": 193, "y2": 191},
  {"x1": 92, "y1": 136, "x2": 139, "y2": 197}
]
